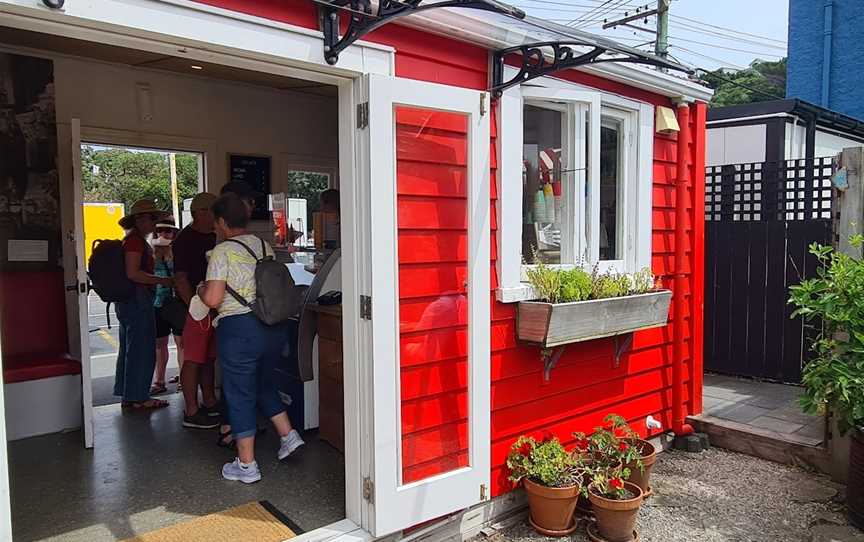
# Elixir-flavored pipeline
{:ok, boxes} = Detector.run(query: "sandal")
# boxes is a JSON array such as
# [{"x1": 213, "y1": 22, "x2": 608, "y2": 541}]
[
  {"x1": 217, "y1": 427, "x2": 236, "y2": 450},
  {"x1": 168, "y1": 375, "x2": 180, "y2": 384},
  {"x1": 150, "y1": 383, "x2": 167, "y2": 395},
  {"x1": 122, "y1": 398, "x2": 169, "y2": 410}
]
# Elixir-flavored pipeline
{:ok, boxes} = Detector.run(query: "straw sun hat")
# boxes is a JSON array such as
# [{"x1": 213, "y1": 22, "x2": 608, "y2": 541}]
[{"x1": 119, "y1": 199, "x2": 171, "y2": 229}]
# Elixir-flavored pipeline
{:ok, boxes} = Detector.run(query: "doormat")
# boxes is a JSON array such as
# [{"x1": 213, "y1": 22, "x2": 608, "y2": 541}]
[{"x1": 121, "y1": 501, "x2": 301, "y2": 542}]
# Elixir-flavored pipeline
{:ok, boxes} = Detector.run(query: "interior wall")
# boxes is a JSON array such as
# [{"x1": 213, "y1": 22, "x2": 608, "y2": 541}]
[
  {"x1": 785, "y1": 123, "x2": 863, "y2": 160},
  {"x1": 3, "y1": 47, "x2": 339, "y2": 359},
  {"x1": 706, "y1": 124, "x2": 767, "y2": 166}
]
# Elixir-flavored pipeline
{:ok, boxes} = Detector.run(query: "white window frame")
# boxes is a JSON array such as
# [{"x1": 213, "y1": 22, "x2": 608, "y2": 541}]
[{"x1": 496, "y1": 75, "x2": 655, "y2": 303}]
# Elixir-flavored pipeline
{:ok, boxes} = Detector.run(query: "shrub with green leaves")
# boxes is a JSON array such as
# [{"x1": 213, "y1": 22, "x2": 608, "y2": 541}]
[
  {"x1": 789, "y1": 236, "x2": 864, "y2": 435},
  {"x1": 559, "y1": 268, "x2": 592, "y2": 302},
  {"x1": 506, "y1": 436, "x2": 579, "y2": 488}
]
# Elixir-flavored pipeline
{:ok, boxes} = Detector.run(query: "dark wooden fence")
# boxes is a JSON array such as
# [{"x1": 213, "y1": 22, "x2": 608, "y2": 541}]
[{"x1": 704, "y1": 158, "x2": 834, "y2": 383}]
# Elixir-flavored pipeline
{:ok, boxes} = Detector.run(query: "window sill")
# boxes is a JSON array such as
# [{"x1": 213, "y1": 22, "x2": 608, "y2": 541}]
[{"x1": 496, "y1": 284, "x2": 537, "y2": 303}]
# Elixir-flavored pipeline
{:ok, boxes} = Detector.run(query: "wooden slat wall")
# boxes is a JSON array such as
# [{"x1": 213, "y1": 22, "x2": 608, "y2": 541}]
[{"x1": 188, "y1": 0, "x2": 705, "y2": 500}]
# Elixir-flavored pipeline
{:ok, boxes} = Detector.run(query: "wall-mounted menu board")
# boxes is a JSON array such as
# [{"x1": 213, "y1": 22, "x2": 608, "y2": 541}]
[{"x1": 228, "y1": 153, "x2": 271, "y2": 220}]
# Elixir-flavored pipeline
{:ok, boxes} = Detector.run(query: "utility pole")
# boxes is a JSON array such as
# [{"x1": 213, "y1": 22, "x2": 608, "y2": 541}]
[
  {"x1": 655, "y1": 0, "x2": 671, "y2": 59},
  {"x1": 168, "y1": 153, "x2": 180, "y2": 227}
]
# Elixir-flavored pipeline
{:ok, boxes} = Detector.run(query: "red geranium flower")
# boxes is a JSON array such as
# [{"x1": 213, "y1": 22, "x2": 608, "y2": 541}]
[
  {"x1": 609, "y1": 478, "x2": 624, "y2": 490},
  {"x1": 574, "y1": 438, "x2": 590, "y2": 451},
  {"x1": 613, "y1": 427, "x2": 626, "y2": 439},
  {"x1": 518, "y1": 442, "x2": 532, "y2": 457},
  {"x1": 618, "y1": 442, "x2": 629, "y2": 452},
  {"x1": 541, "y1": 430, "x2": 554, "y2": 443}
]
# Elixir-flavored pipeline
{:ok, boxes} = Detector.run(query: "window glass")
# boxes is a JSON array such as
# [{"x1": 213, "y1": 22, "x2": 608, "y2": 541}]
[
  {"x1": 522, "y1": 105, "x2": 564, "y2": 264},
  {"x1": 599, "y1": 119, "x2": 621, "y2": 261}
]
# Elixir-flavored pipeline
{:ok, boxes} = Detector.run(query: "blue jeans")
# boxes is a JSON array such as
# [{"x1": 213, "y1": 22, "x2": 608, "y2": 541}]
[
  {"x1": 114, "y1": 287, "x2": 157, "y2": 402},
  {"x1": 217, "y1": 313, "x2": 288, "y2": 439}
]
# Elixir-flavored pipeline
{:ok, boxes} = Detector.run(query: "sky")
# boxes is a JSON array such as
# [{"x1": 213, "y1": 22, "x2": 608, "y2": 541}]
[{"x1": 509, "y1": 0, "x2": 789, "y2": 71}]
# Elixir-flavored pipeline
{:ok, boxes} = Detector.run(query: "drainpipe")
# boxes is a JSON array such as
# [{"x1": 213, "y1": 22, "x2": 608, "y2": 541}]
[
  {"x1": 821, "y1": 0, "x2": 834, "y2": 108},
  {"x1": 672, "y1": 100, "x2": 694, "y2": 437}
]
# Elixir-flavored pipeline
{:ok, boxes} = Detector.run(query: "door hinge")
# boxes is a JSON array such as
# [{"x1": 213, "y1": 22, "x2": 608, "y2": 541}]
[
  {"x1": 360, "y1": 295, "x2": 372, "y2": 320},
  {"x1": 357, "y1": 102, "x2": 369, "y2": 129},
  {"x1": 480, "y1": 92, "x2": 488, "y2": 116},
  {"x1": 363, "y1": 477, "x2": 374, "y2": 503},
  {"x1": 480, "y1": 483, "x2": 488, "y2": 501}
]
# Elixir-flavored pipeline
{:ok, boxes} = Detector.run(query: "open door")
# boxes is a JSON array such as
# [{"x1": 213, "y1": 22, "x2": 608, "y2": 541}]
[
  {"x1": 361, "y1": 74, "x2": 491, "y2": 536},
  {"x1": 70, "y1": 119, "x2": 95, "y2": 449}
]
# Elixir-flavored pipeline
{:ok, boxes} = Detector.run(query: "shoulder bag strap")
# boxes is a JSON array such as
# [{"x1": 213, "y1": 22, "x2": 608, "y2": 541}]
[{"x1": 222, "y1": 238, "x2": 258, "y2": 307}]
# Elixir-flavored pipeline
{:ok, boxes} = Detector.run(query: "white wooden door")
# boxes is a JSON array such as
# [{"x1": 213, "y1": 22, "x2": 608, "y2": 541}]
[
  {"x1": 361, "y1": 74, "x2": 491, "y2": 536},
  {"x1": 71, "y1": 119, "x2": 95, "y2": 449}
]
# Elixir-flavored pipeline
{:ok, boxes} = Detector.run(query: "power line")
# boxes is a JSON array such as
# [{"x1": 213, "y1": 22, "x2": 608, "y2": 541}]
[
  {"x1": 669, "y1": 20, "x2": 787, "y2": 51},
  {"x1": 568, "y1": 0, "x2": 619, "y2": 27},
  {"x1": 670, "y1": 35, "x2": 785, "y2": 58},
  {"x1": 670, "y1": 14, "x2": 787, "y2": 45}
]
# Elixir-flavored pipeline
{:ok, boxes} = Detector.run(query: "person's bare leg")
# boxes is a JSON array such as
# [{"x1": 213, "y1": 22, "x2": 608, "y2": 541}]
[
  {"x1": 174, "y1": 335, "x2": 184, "y2": 372},
  {"x1": 236, "y1": 436, "x2": 255, "y2": 464},
  {"x1": 270, "y1": 411, "x2": 293, "y2": 438},
  {"x1": 199, "y1": 363, "x2": 218, "y2": 409},
  {"x1": 154, "y1": 336, "x2": 168, "y2": 385},
  {"x1": 180, "y1": 363, "x2": 200, "y2": 415}
]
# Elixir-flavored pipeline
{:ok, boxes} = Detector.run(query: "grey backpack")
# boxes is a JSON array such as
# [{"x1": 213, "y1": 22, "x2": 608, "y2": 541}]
[{"x1": 224, "y1": 238, "x2": 300, "y2": 325}]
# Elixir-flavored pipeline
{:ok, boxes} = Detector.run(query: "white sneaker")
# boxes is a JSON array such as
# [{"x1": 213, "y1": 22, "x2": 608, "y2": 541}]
[
  {"x1": 222, "y1": 458, "x2": 261, "y2": 484},
  {"x1": 278, "y1": 430, "x2": 305, "y2": 460}
]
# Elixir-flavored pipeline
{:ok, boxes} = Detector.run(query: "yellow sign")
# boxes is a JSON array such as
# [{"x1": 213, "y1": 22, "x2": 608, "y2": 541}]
[{"x1": 83, "y1": 203, "x2": 125, "y2": 263}]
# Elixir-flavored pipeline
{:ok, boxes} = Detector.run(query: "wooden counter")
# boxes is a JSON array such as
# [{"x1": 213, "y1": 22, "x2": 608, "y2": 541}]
[{"x1": 307, "y1": 303, "x2": 344, "y2": 452}]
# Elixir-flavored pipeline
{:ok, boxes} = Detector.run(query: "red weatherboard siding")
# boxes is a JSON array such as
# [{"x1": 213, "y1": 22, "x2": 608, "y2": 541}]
[{"x1": 194, "y1": 0, "x2": 705, "y2": 499}]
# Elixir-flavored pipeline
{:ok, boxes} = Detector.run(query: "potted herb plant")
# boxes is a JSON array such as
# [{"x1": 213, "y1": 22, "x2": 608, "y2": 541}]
[
  {"x1": 506, "y1": 435, "x2": 581, "y2": 536},
  {"x1": 789, "y1": 238, "x2": 864, "y2": 529},
  {"x1": 586, "y1": 466, "x2": 644, "y2": 542},
  {"x1": 518, "y1": 262, "x2": 672, "y2": 348}
]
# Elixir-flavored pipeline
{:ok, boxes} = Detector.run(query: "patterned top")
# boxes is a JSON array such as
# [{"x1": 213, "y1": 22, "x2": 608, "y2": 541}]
[
  {"x1": 153, "y1": 258, "x2": 174, "y2": 308},
  {"x1": 205, "y1": 234, "x2": 271, "y2": 324}
]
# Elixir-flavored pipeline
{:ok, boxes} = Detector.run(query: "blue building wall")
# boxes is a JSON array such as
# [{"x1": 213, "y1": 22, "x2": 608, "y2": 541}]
[{"x1": 787, "y1": 0, "x2": 864, "y2": 120}]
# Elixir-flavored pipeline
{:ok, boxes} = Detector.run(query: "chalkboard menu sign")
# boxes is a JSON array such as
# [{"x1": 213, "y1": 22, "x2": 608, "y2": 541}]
[{"x1": 228, "y1": 154, "x2": 271, "y2": 220}]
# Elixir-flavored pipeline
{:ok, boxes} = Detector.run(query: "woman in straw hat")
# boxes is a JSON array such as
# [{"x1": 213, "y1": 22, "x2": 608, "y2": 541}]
[{"x1": 115, "y1": 199, "x2": 174, "y2": 410}]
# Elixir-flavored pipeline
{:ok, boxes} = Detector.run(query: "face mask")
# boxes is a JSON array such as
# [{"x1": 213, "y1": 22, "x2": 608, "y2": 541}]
[{"x1": 151, "y1": 236, "x2": 172, "y2": 247}]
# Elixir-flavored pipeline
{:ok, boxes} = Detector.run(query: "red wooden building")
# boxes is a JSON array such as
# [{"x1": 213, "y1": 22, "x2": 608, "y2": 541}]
[{"x1": 0, "y1": 0, "x2": 711, "y2": 540}]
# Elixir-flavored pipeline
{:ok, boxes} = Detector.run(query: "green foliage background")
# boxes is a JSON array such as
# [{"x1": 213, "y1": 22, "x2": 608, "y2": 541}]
[
  {"x1": 700, "y1": 58, "x2": 787, "y2": 108},
  {"x1": 81, "y1": 145, "x2": 200, "y2": 214}
]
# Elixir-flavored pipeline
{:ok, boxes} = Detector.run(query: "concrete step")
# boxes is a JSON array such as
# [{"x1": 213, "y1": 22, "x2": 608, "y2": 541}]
[{"x1": 688, "y1": 414, "x2": 832, "y2": 474}]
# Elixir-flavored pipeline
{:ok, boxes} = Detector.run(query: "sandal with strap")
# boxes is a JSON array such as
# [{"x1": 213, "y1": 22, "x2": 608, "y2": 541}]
[
  {"x1": 217, "y1": 427, "x2": 236, "y2": 449},
  {"x1": 150, "y1": 383, "x2": 167, "y2": 395},
  {"x1": 122, "y1": 398, "x2": 169, "y2": 410}
]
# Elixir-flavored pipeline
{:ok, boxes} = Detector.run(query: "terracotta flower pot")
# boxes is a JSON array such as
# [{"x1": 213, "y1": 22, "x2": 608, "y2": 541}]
[
  {"x1": 624, "y1": 439, "x2": 657, "y2": 498},
  {"x1": 523, "y1": 478, "x2": 580, "y2": 536},
  {"x1": 588, "y1": 482, "x2": 643, "y2": 542}
]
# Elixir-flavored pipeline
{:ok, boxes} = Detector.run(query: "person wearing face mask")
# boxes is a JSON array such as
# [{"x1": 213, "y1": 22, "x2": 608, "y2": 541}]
[
  {"x1": 114, "y1": 199, "x2": 174, "y2": 410},
  {"x1": 150, "y1": 219, "x2": 182, "y2": 395}
]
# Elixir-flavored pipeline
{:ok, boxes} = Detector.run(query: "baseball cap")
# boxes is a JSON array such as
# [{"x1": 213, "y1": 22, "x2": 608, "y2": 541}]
[
  {"x1": 190, "y1": 192, "x2": 218, "y2": 212},
  {"x1": 220, "y1": 181, "x2": 261, "y2": 200}
]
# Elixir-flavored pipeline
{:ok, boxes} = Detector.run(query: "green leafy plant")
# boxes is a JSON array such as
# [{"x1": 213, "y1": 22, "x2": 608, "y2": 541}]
[
  {"x1": 525, "y1": 260, "x2": 659, "y2": 304},
  {"x1": 789, "y1": 236, "x2": 864, "y2": 435},
  {"x1": 587, "y1": 465, "x2": 633, "y2": 500},
  {"x1": 572, "y1": 414, "x2": 643, "y2": 469},
  {"x1": 506, "y1": 435, "x2": 579, "y2": 488}
]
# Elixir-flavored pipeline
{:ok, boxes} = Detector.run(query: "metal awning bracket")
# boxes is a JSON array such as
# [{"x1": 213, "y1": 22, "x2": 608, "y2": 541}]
[
  {"x1": 491, "y1": 40, "x2": 692, "y2": 98},
  {"x1": 319, "y1": 0, "x2": 525, "y2": 65}
]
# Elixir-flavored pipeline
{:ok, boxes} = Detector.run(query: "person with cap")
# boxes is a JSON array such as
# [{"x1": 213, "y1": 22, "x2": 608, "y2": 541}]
[
  {"x1": 174, "y1": 192, "x2": 221, "y2": 429},
  {"x1": 150, "y1": 218, "x2": 182, "y2": 395},
  {"x1": 115, "y1": 199, "x2": 174, "y2": 410}
]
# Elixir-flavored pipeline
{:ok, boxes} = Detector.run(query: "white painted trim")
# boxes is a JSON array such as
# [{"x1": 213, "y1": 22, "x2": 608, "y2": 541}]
[
  {"x1": 0, "y1": 0, "x2": 394, "y2": 83},
  {"x1": 287, "y1": 519, "x2": 371, "y2": 542},
  {"x1": 70, "y1": 118, "x2": 95, "y2": 449},
  {"x1": 496, "y1": 74, "x2": 655, "y2": 301},
  {"x1": 0, "y1": 335, "x2": 11, "y2": 542},
  {"x1": 364, "y1": 74, "x2": 491, "y2": 536}
]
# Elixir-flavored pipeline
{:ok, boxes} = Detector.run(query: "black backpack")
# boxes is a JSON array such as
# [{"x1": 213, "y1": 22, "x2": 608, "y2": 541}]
[
  {"x1": 88, "y1": 239, "x2": 135, "y2": 303},
  {"x1": 88, "y1": 239, "x2": 138, "y2": 328},
  {"x1": 225, "y1": 238, "x2": 299, "y2": 326}
]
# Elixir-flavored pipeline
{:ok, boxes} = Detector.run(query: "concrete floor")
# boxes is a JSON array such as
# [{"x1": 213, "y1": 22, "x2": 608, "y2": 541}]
[
  {"x1": 702, "y1": 373, "x2": 825, "y2": 446},
  {"x1": 8, "y1": 394, "x2": 346, "y2": 542}
]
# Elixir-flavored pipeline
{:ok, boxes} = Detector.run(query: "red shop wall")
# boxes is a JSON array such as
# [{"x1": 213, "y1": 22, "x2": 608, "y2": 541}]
[{"x1": 190, "y1": 0, "x2": 706, "y2": 498}]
